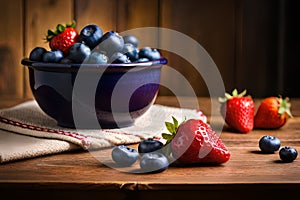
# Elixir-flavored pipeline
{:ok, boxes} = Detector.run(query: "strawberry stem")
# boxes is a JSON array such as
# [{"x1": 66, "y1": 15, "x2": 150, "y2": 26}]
[
  {"x1": 45, "y1": 20, "x2": 76, "y2": 42},
  {"x1": 219, "y1": 89, "x2": 248, "y2": 103},
  {"x1": 162, "y1": 116, "x2": 180, "y2": 144},
  {"x1": 278, "y1": 97, "x2": 293, "y2": 118}
]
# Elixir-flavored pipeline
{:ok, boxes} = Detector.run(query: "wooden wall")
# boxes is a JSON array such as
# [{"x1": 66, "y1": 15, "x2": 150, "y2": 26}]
[{"x1": 0, "y1": 0, "x2": 299, "y2": 101}]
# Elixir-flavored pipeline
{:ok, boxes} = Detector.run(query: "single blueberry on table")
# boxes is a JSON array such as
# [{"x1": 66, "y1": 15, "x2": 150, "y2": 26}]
[
  {"x1": 79, "y1": 24, "x2": 103, "y2": 49},
  {"x1": 140, "y1": 152, "x2": 169, "y2": 173},
  {"x1": 138, "y1": 138, "x2": 164, "y2": 154},
  {"x1": 259, "y1": 135, "x2": 281, "y2": 153},
  {"x1": 279, "y1": 146, "x2": 298, "y2": 162},
  {"x1": 123, "y1": 35, "x2": 139, "y2": 48},
  {"x1": 29, "y1": 47, "x2": 47, "y2": 61},
  {"x1": 42, "y1": 50, "x2": 64, "y2": 63},
  {"x1": 68, "y1": 43, "x2": 91, "y2": 63},
  {"x1": 111, "y1": 145, "x2": 139, "y2": 167}
]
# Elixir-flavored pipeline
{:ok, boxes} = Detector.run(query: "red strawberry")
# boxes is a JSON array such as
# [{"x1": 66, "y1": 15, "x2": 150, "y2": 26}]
[
  {"x1": 46, "y1": 21, "x2": 79, "y2": 56},
  {"x1": 162, "y1": 117, "x2": 230, "y2": 164},
  {"x1": 219, "y1": 89, "x2": 254, "y2": 133},
  {"x1": 254, "y1": 96, "x2": 292, "y2": 129}
]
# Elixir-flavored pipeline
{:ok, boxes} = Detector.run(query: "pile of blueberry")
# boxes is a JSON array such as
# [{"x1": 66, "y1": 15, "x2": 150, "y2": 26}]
[
  {"x1": 111, "y1": 138, "x2": 169, "y2": 173},
  {"x1": 29, "y1": 24, "x2": 161, "y2": 64},
  {"x1": 259, "y1": 135, "x2": 298, "y2": 162}
]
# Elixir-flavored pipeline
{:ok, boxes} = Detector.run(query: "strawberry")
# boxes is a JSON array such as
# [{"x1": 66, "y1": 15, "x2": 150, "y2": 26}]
[
  {"x1": 219, "y1": 89, "x2": 254, "y2": 133},
  {"x1": 46, "y1": 21, "x2": 79, "y2": 56},
  {"x1": 162, "y1": 117, "x2": 230, "y2": 164},
  {"x1": 254, "y1": 96, "x2": 292, "y2": 129}
]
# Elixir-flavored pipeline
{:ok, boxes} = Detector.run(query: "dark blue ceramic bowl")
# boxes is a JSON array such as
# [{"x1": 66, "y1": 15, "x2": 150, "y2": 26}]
[{"x1": 21, "y1": 58, "x2": 167, "y2": 129}]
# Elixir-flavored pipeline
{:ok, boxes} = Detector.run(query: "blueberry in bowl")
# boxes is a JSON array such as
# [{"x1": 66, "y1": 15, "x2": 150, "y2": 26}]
[
  {"x1": 21, "y1": 56, "x2": 167, "y2": 129},
  {"x1": 22, "y1": 23, "x2": 167, "y2": 129}
]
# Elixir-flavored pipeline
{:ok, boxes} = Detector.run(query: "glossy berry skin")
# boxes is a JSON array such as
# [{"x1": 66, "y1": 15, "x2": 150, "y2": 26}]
[
  {"x1": 111, "y1": 145, "x2": 139, "y2": 167},
  {"x1": 49, "y1": 27, "x2": 78, "y2": 56},
  {"x1": 60, "y1": 57, "x2": 73, "y2": 64},
  {"x1": 122, "y1": 43, "x2": 139, "y2": 62},
  {"x1": 171, "y1": 119, "x2": 230, "y2": 164},
  {"x1": 139, "y1": 47, "x2": 161, "y2": 60},
  {"x1": 254, "y1": 97, "x2": 292, "y2": 129},
  {"x1": 98, "y1": 31, "x2": 124, "y2": 56},
  {"x1": 279, "y1": 146, "x2": 298, "y2": 162},
  {"x1": 79, "y1": 24, "x2": 103, "y2": 50},
  {"x1": 42, "y1": 50, "x2": 64, "y2": 63},
  {"x1": 123, "y1": 35, "x2": 139, "y2": 48},
  {"x1": 87, "y1": 52, "x2": 108, "y2": 64},
  {"x1": 68, "y1": 43, "x2": 91, "y2": 63},
  {"x1": 135, "y1": 58, "x2": 150, "y2": 63},
  {"x1": 138, "y1": 138, "x2": 164, "y2": 154},
  {"x1": 110, "y1": 52, "x2": 131, "y2": 64},
  {"x1": 220, "y1": 90, "x2": 254, "y2": 133},
  {"x1": 259, "y1": 135, "x2": 281, "y2": 153},
  {"x1": 29, "y1": 47, "x2": 47, "y2": 61},
  {"x1": 140, "y1": 152, "x2": 169, "y2": 173}
]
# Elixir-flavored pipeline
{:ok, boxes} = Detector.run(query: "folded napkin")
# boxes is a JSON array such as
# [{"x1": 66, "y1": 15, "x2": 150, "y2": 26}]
[{"x1": 0, "y1": 100, "x2": 206, "y2": 163}]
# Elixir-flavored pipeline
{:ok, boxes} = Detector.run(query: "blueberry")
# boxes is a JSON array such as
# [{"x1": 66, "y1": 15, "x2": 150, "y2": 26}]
[
  {"x1": 111, "y1": 145, "x2": 139, "y2": 167},
  {"x1": 140, "y1": 152, "x2": 169, "y2": 173},
  {"x1": 138, "y1": 47, "x2": 161, "y2": 60},
  {"x1": 60, "y1": 57, "x2": 73, "y2": 64},
  {"x1": 68, "y1": 43, "x2": 91, "y2": 63},
  {"x1": 279, "y1": 146, "x2": 298, "y2": 162},
  {"x1": 123, "y1": 35, "x2": 139, "y2": 48},
  {"x1": 29, "y1": 47, "x2": 47, "y2": 61},
  {"x1": 42, "y1": 50, "x2": 64, "y2": 63},
  {"x1": 79, "y1": 24, "x2": 103, "y2": 49},
  {"x1": 259, "y1": 135, "x2": 281, "y2": 153},
  {"x1": 122, "y1": 43, "x2": 139, "y2": 62},
  {"x1": 98, "y1": 31, "x2": 124, "y2": 56},
  {"x1": 87, "y1": 52, "x2": 108, "y2": 64},
  {"x1": 110, "y1": 52, "x2": 131, "y2": 64},
  {"x1": 138, "y1": 138, "x2": 164, "y2": 154},
  {"x1": 135, "y1": 57, "x2": 150, "y2": 63}
]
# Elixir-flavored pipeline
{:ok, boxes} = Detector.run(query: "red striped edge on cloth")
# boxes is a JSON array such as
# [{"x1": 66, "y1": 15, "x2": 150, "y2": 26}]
[{"x1": 0, "y1": 116, "x2": 91, "y2": 148}]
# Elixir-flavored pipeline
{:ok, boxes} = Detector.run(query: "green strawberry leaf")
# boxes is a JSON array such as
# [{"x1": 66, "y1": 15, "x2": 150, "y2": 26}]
[
  {"x1": 232, "y1": 89, "x2": 238, "y2": 96},
  {"x1": 162, "y1": 133, "x2": 174, "y2": 143},
  {"x1": 161, "y1": 116, "x2": 184, "y2": 144},
  {"x1": 66, "y1": 20, "x2": 76, "y2": 28},
  {"x1": 172, "y1": 116, "x2": 179, "y2": 130},
  {"x1": 278, "y1": 97, "x2": 293, "y2": 117},
  {"x1": 219, "y1": 89, "x2": 249, "y2": 103},
  {"x1": 161, "y1": 116, "x2": 186, "y2": 157},
  {"x1": 165, "y1": 121, "x2": 175, "y2": 134},
  {"x1": 56, "y1": 24, "x2": 65, "y2": 33}
]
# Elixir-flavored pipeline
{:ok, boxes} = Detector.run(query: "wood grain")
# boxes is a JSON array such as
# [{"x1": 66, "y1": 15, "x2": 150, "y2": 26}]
[
  {"x1": 160, "y1": 0, "x2": 236, "y2": 96},
  {"x1": 0, "y1": 0, "x2": 23, "y2": 99},
  {"x1": 1, "y1": 0, "x2": 300, "y2": 104},
  {"x1": 24, "y1": 0, "x2": 73, "y2": 99},
  {"x1": 74, "y1": 0, "x2": 118, "y2": 32},
  {"x1": 0, "y1": 97, "x2": 300, "y2": 199}
]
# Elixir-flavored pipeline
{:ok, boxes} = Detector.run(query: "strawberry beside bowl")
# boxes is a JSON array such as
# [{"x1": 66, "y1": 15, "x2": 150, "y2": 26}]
[{"x1": 21, "y1": 57, "x2": 167, "y2": 129}]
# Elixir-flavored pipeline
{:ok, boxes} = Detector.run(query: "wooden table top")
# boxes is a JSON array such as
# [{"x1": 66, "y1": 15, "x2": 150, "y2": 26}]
[{"x1": 0, "y1": 96, "x2": 300, "y2": 200}]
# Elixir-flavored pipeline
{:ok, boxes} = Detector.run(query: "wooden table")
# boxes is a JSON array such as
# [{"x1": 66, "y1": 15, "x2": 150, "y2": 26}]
[{"x1": 0, "y1": 96, "x2": 300, "y2": 200}]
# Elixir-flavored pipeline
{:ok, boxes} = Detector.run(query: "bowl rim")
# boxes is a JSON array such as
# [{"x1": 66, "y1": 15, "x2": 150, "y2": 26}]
[{"x1": 21, "y1": 57, "x2": 167, "y2": 73}]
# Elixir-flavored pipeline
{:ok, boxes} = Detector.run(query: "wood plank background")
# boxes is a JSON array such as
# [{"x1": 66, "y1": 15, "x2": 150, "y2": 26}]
[{"x1": 0, "y1": 0, "x2": 299, "y2": 101}]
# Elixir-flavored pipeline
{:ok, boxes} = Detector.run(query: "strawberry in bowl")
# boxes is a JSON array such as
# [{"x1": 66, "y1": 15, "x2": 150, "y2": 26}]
[{"x1": 22, "y1": 21, "x2": 168, "y2": 129}]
